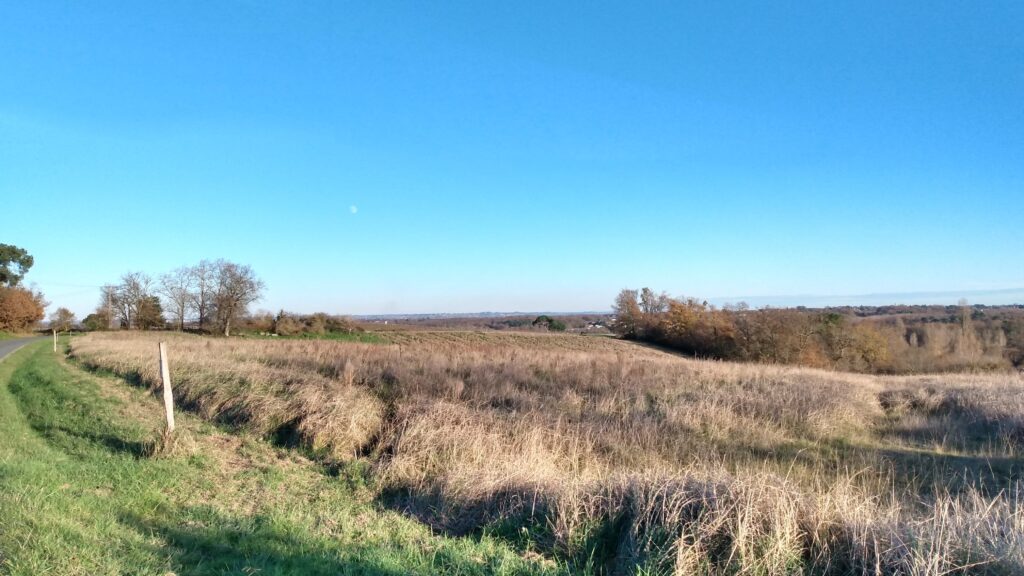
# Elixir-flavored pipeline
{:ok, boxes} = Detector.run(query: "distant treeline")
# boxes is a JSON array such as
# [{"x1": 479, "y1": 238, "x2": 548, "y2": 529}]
[{"x1": 612, "y1": 288, "x2": 1024, "y2": 373}]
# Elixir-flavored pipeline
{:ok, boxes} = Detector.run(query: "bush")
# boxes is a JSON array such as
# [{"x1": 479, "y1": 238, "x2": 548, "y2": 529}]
[
  {"x1": 271, "y1": 311, "x2": 359, "y2": 337},
  {"x1": 82, "y1": 312, "x2": 111, "y2": 331},
  {"x1": 273, "y1": 312, "x2": 303, "y2": 336},
  {"x1": 532, "y1": 315, "x2": 566, "y2": 332},
  {"x1": 0, "y1": 286, "x2": 46, "y2": 332}
]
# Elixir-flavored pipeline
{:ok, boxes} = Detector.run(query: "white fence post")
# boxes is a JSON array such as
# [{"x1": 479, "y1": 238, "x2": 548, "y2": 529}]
[
  {"x1": 159, "y1": 341, "x2": 175, "y2": 433},
  {"x1": 53, "y1": 328, "x2": 57, "y2": 352}
]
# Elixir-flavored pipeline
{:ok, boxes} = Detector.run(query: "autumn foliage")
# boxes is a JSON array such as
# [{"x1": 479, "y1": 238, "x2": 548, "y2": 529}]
[
  {"x1": 612, "y1": 288, "x2": 1013, "y2": 373},
  {"x1": 0, "y1": 286, "x2": 46, "y2": 332}
]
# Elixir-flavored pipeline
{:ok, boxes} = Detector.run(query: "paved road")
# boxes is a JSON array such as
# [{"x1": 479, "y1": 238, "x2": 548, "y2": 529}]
[{"x1": 0, "y1": 337, "x2": 43, "y2": 362}]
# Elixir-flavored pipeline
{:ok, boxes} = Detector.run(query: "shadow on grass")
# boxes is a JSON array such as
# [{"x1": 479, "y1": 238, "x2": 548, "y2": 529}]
[
  {"x1": 879, "y1": 415, "x2": 1024, "y2": 457},
  {"x1": 123, "y1": 506, "x2": 444, "y2": 576},
  {"x1": 742, "y1": 435, "x2": 1023, "y2": 498},
  {"x1": 8, "y1": 362, "x2": 153, "y2": 459},
  {"x1": 872, "y1": 446, "x2": 1023, "y2": 495},
  {"x1": 33, "y1": 424, "x2": 151, "y2": 458},
  {"x1": 377, "y1": 484, "x2": 546, "y2": 539},
  {"x1": 377, "y1": 485, "x2": 608, "y2": 573}
]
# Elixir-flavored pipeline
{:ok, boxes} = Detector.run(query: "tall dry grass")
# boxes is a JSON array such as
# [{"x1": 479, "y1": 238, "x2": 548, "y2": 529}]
[{"x1": 70, "y1": 331, "x2": 1024, "y2": 574}]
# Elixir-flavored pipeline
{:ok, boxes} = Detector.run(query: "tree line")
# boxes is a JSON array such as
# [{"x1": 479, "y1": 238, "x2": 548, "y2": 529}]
[
  {"x1": 612, "y1": 288, "x2": 1023, "y2": 373},
  {"x1": 84, "y1": 259, "x2": 264, "y2": 336}
]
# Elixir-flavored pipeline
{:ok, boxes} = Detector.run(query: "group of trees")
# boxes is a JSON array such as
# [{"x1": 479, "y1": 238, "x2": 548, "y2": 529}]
[
  {"x1": 0, "y1": 244, "x2": 46, "y2": 332},
  {"x1": 613, "y1": 288, "x2": 1016, "y2": 373},
  {"x1": 85, "y1": 259, "x2": 264, "y2": 336}
]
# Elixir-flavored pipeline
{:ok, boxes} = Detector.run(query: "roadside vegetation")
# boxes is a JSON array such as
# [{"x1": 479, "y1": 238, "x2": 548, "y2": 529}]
[
  {"x1": 0, "y1": 340, "x2": 562, "y2": 575},
  {"x1": 69, "y1": 331, "x2": 1024, "y2": 574}
]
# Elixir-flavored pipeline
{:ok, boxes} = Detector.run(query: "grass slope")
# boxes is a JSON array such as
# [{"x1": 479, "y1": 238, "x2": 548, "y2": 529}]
[{"x1": 0, "y1": 340, "x2": 560, "y2": 576}]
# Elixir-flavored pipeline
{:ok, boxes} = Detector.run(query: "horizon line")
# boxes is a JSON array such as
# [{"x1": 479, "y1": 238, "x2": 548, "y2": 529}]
[{"x1": 350, "y1": 287, "x2": 1024, "y2": 318}]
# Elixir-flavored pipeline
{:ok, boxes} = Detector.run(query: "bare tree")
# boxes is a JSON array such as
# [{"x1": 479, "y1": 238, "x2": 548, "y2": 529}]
[
  {"x1": 115, "y1": 272, "x2": 153, "y2": 329},
  {"x1": 99, "y1": 285, "x2": 119, "y2": 329},
  {"x1": 49, "y1": 307, "x2": 76, "y2": 332},
  {"x1": 212, "y1": 260, "x2": 264, "y2": 337},
  {"x1": 611, "y1": 289, "x2": 643, "y2": 338},
  {"x1": 159, "y1": 266, "x2": 194, "y2": 331},
  {"x1": 189, "y1": 260, "x2": 217, "y2": 331},
  {"x1": 958, "y1": 298, "x2": 971, "y2": 335},
  {"x1": 639, "y1": 287, "x2": 669, "y2": 316},
  {"x1": 639, "y1": 287, "x2": 669, "y2": 336}
]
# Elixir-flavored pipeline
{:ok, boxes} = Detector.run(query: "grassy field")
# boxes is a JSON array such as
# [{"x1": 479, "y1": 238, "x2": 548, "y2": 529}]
[
  {"x1": 62, "y1": 331, "x2": 1024, "y2": 574},
  {"x1": 0, "y1": 339, "x2": 563, "y2": 575},
  {"x1": 61, "y1": 330, "x2": 1024, "y2": 569},
  {"x1": 243, "y1": 330, "x2": 388, "y2": 344},
  {"x1": 375, "y1": 329, "x2": 634, "y2": 352}
]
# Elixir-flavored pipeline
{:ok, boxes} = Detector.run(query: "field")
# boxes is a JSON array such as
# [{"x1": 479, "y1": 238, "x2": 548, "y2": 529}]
[
  {"x1": 50, "y1": 331, "x2": 1024, "y2": 573},
  {"x1": 0, "y1": 339, "x2": 560, "y2": 575}
]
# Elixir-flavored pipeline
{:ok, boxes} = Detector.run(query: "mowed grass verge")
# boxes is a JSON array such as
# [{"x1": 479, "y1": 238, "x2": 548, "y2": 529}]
[{"x1": 0, "y1": 340, "x2": 562, "y2": 576}]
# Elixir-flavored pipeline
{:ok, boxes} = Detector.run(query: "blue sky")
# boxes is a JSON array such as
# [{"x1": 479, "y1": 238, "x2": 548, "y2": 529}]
[{"x1": 2, "y1": 1, "x2": 1022, "y2": 317}]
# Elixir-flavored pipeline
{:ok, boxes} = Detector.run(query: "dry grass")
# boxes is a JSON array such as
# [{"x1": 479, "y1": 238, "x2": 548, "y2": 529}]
[
  {"x1": 69, "y1": 331, "x2": 1024, "y2": 574},
  {"x1": 377, "y1": 330, "x2": 664, "y2": 353}
]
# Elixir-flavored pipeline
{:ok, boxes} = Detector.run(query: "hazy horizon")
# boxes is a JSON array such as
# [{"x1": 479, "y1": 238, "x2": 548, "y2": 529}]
[
  {"x1": 353, "y1": 287, "x2": 1024, "y2": 317},
  {"x1": 30, "y1": 283, "x2": 1024, "y2": 321}
]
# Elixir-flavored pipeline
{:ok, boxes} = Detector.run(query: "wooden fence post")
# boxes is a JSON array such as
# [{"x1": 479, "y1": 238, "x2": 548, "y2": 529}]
[{"x1": 159, "y1": 341, "x2": 175, "y2": 434}]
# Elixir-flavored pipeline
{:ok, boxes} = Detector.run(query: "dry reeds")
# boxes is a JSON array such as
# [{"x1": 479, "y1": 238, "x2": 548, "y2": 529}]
[{"x1": 70, "y1": 331, "x2": 1024, "y2": 574}]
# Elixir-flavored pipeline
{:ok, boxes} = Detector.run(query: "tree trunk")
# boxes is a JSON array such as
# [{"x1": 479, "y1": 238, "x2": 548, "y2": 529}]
[{"x1": 224, "y1": 318, "x2": 231, "y2": 337}]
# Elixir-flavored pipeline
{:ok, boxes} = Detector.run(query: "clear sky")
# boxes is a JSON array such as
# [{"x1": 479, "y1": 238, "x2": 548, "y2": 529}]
[{"x1": 2, "y1": 2, "x2": 1022, "y2": 317}]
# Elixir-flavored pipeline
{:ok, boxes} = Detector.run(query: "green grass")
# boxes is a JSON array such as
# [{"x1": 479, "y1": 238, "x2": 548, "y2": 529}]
[
  {"x1": 0, "y1": 332, "x2": 26, "y2": 340},
  {"x1": 0, "y1": 341, "x2": 561, "y2": 575},
  {"x1": 286, "y1": 331, "x2": 386, "y2": 344},
  {"x1": 241, "y1": 331, "x2": 387, "y2": 344}
]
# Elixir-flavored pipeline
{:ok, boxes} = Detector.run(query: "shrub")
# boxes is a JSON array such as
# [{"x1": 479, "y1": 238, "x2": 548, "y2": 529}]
[{"x1": 0, "y1": 286, "x2": 45, "y2": 332}]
